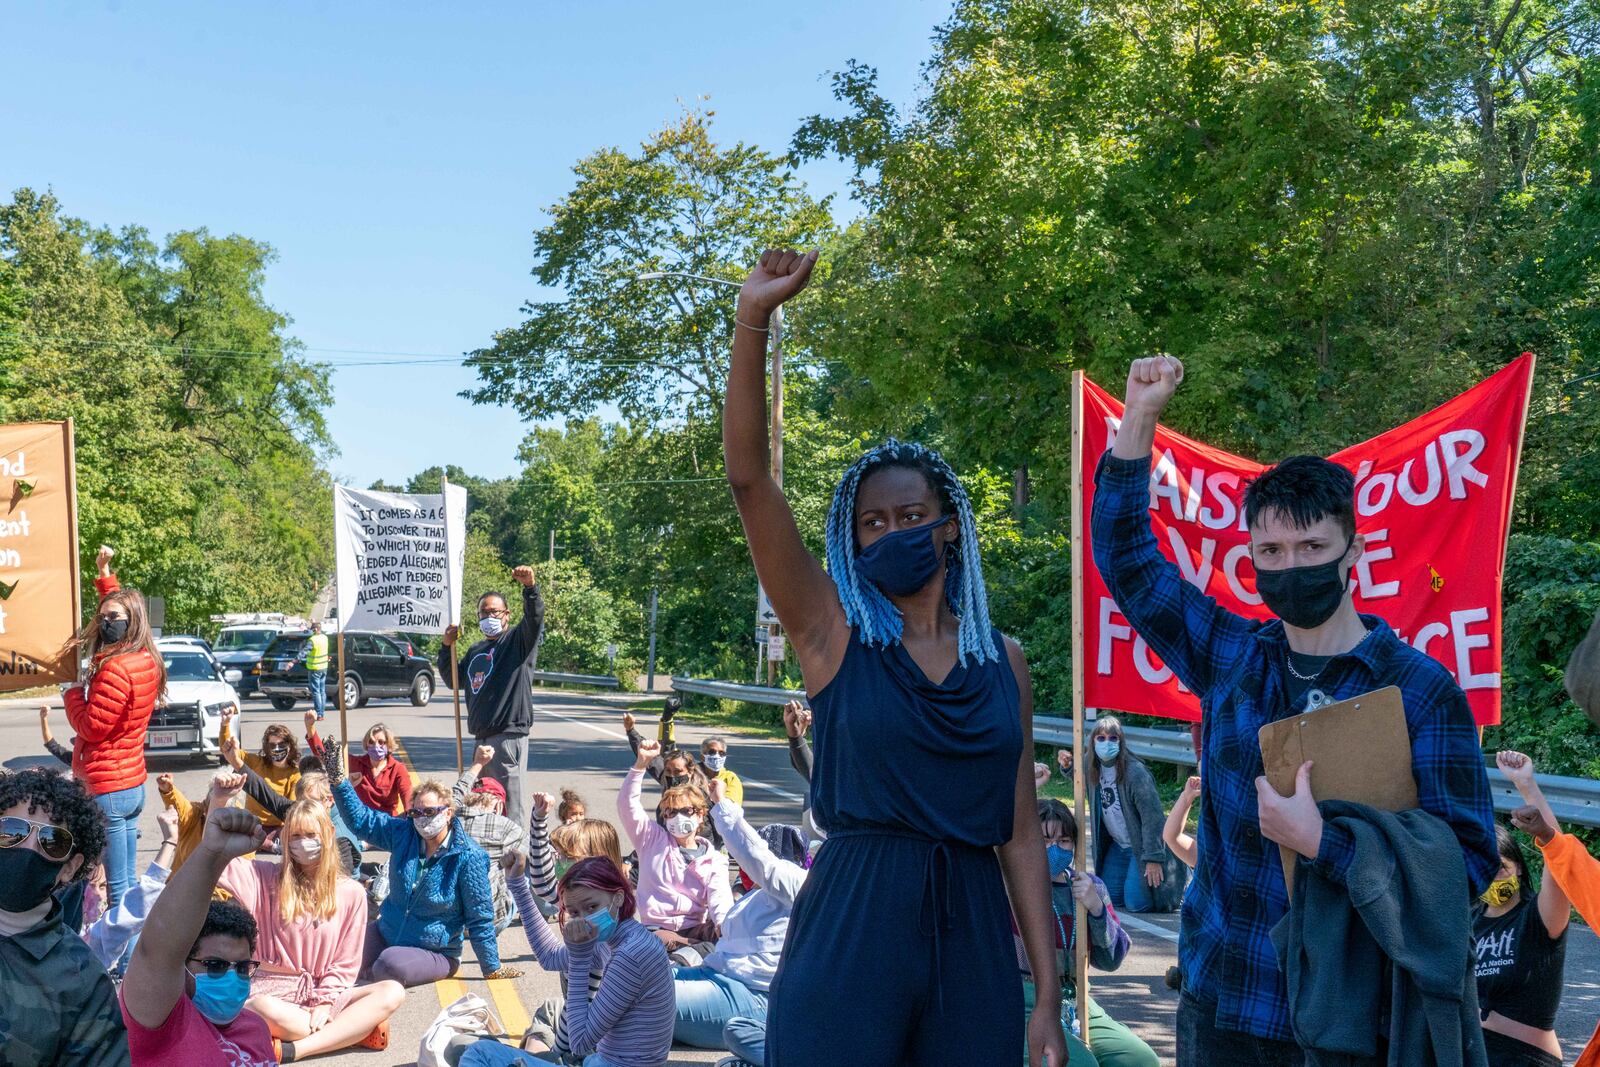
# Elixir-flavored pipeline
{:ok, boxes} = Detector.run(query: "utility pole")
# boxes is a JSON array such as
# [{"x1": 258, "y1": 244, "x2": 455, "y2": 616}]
[
  {"x1": 766, "y1": 304, "x2": 783, "y2": 687},
  {"x1": 645, "y1": 587, "x2": 659, "y2": 692},
  {"x1": 548, "y1": 529, "x2": 555, "y2": 562}
]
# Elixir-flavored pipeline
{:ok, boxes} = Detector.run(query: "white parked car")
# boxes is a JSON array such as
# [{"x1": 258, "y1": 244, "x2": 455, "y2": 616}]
[{"x1": 146, "y1": 639, "x2": 243, "y2": 763}]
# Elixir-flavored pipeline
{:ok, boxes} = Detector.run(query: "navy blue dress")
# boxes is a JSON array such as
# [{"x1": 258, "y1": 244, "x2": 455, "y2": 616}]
[{"x1": 765, "y1": 627, "x2": 1026, "y2": 1065}]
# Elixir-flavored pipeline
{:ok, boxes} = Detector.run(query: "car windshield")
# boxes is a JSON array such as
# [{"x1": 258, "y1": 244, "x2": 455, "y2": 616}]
[
  {"x1": 163, "y1": 652, "x2": 219, "y2": 682},
  {"x1": 215, "y1": 629, "x2": 276, "y2": 652}
]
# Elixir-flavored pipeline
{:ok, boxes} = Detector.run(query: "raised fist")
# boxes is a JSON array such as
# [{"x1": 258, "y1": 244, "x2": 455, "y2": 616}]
[
  {"x1": 200, "y1": 805, "x2": 265, "y2": 861},
  {"x1": 1511, "y1": 804, "x2": 1557, "y2": 845},
  {"x1": 1496, "y1": 750, "x2": 1536, "y2": 788},
  {"x1": 635, "y1": 739, "x2": 661, "y2": 770},
  {"x1": 622, "y1": 712, "x2": 636, "y2": 733},
  {"x1": 707, "y1": 778, "x2": 727, "y2": 806},
  {"x1": 1183, "y1": 775, "x2": 1202, "y2": 798},
  {"x1": 474, "y1": 744, "x2": 496, "y2": 768},
  {"x1": 512, "y1": 565, "x2": 536, "y2": 588},
  {"x1": 156, "y1": 807, "x2": 181, "y2": 844},
  {"x1": 156, "y1": 773, "x2": 175, "y2": 793},
  {"x1": 1124, "y1": 355, "x2": 1185, "y2": 418},
  {"x1": 783, "y1": 700, "x2": 812, "y2": 738},
  {"x1": 1033, "y1": 763, "x2": 1051, "y2": 792},
  {"x1": 532, "y1": 792, "x2": 556, "y2": 821},
  {"x1": 739, "y1": 249, "x2": 819, "y2": 316}
]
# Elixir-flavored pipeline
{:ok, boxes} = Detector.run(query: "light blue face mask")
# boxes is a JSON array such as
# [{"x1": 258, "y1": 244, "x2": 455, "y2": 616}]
[
  {"x1": 565, "y1": 902, "x2": 620, "y2": 945},
  {"x1": 1094, "y1": 738, "x2": 1121, "y2": 762},
  {"x1": 703, "y1": 754, "x2": 727, "y2": 774},
  {"x1": 191, "y1": 969, "x2": 252, "y2": 1025},
  {"x1": 1046, "y1": 844, "x2": 1075, "y2": 880}
]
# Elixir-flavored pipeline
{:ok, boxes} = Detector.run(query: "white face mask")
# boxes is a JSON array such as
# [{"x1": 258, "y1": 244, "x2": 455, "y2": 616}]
[
  {"x1": 414, "y1": 812, "x2": 450, "y2": 838},
  {"x1": 703, "y1": 754, "x2": 727, "y2": 773},
  {"x1": 288, "y1": 837, "x2": 323, "y2": 865},
  {"x1": 478, "y1": 616, "x2": 505, "y2": 637},
  {"x1": 665, "y1": 814, "x2": 698, "y2": 838}
]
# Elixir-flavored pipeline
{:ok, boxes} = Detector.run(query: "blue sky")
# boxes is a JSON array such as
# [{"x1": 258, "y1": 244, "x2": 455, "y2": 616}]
[{"x1": 2, "y1": 1, "x2": 939, "y2": 487}]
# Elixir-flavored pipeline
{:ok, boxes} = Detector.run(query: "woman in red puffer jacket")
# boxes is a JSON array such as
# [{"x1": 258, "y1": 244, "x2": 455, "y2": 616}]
[{"x1": 62, "y1": 545, "x2": 166, "y2": 915}]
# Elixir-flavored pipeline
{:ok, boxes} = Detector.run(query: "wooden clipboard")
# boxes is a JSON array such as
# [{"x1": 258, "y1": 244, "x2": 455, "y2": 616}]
[{"x1": 1257, "y1": 686, "x2": 1418, "y2": 897}]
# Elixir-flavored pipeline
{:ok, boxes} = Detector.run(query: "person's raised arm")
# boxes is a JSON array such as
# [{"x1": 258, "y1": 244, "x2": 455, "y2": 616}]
[
  {"x1": 783, "y1": 701, "x2": 814, "y2": 782},
  {"x1": 1499, "y1": 752, "x2": 1571, "y2": 936},
  {"x1": 503, "y1": 566, "x2": 544, "y2": 663},
  {"x1": 993, "y1": 638, "x2": 1069, "y2": 1067},
  {"x1": 725, "y1": 249, "x2": 847, "y2": 684},
  {"x1": 237, "y1": 763, "x2": 290, "y2": 823},
  {"x1": 123, "y1": 806, "x2": 265, "y2": 1030},
  {"x1": 707, "y1": 779, "x2": 806, "y2": 907},
  {"x1": 454, "y1": 745, "x2": 493, "y2": 805},
  {"x1": 617, "y1": 744, "x2": 659, "y2": 848},
  {"x1": 1164, "y1": 776, "x2": 1201, "y2": 868}
]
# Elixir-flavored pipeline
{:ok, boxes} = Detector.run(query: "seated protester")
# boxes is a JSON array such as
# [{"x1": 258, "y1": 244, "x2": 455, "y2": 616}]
[
  {"x1": 82, "y1": 807, "x2": 180, "y2": 972},
  {"x1": 157, "y1": 769, "x2": 250, "y2": 873},
  {"x1": 225, "y1": 731, "x2": 361, "y2": 876},
  {"x1": 120, "y1": 804, "x2": 276, "y2": 1066},
  {"x1": 530, "y1": 813, "x2": 628, "y2": 906},
  {"x1": 558, "y1": 790, "x2": 587, "y2": 826},
  {"x1": 0, "y1": 767, "x2": 127, "y2": 1066},
  {"x1": 619, "y1": 741, "x2": 733, "y2": 954},
  {"x1": 219, "y1": 711, "x2": 300, "y2": 829},
  {"x1": 453, "y1": 745, "x2": 527, "y2": 932},
  {"x1": 781, "y1": 700, "x2": 812, "y2": 783},
  {"x1": 1089, "y1": 716, "x2": 1179, "y2": 913},
  {"x1": 482, "y1": 857, "x2": 674, "y2": 1067},
  {"x1": 320, "y1": 742, "x2": 518, "y2": 986},
  {"x1": 316, "y1": 721, "x2": 412, "y2": 817},
  {"x1": 218, "y1": 800, "x2": 404, "y2": 1062},
  {"x1": 697, "y1": 737, "x2": 742, "y2": 808},
  {"x1": 38, "y1": 704, "x2": 74, "y2": 766},
  {"x1": 672, "y1": 778, "x2": 805, "y2": 1054},
  {"x1": 1163, "y1": 776, "x2": 1201, "y2": 869},
  {"x1": 1475, "y1": 753, "x2": 1572, "y2": 1067},
  {"x1": 1025, "y1": 799, "x2": 1157, "y2": 1067}
]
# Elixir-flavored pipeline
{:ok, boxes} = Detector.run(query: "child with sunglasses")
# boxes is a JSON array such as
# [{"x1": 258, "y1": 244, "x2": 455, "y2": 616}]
[
  {"x1": 121, "y1": 803, "x2": 277, "y2": 1066},
  {"x1": 619, "y1": 741, "x2": 732, "y2": 959},
  {"x1": 321, "y1": 743, "x2": 520, "y2": 986},
  {"x1": 0, "y1": 767, "x2": 127, "y2": 1065}
]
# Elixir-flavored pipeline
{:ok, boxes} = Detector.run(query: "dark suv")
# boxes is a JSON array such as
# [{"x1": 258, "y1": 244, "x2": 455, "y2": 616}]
[{"x1": 255, "y1": 630, "x2": 435, "y2": 711}]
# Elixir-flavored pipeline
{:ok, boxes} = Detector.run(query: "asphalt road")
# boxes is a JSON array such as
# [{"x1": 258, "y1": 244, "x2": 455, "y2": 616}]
[{"x1": 6, "y1": 689, "x2": 1598, "y2": 1065}]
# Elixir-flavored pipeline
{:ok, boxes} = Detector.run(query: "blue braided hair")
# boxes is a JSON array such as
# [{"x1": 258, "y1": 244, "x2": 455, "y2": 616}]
[{"x1": 824, "y1": 439, "x2": 1000, "y2": 664}]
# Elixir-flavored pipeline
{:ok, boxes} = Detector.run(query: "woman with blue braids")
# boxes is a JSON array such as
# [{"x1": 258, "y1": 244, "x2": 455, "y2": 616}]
[{"x1": 723, "y1": 248, "x2": 1069, "y2": 1067}]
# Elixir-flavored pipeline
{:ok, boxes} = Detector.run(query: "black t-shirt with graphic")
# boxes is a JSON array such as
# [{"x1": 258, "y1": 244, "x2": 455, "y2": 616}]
[
  {"x1": 1285, "y1": 651, "x2": 1335, "y2": 714},
  {"x1": 1473, "y1": 897, "x2": 1567, "y2": 1031}
]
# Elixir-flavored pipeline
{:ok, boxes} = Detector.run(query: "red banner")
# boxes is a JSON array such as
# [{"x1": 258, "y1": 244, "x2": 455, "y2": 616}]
[{"x1": 1079, "y1": 354, "x2": 1534, "y2": 726}]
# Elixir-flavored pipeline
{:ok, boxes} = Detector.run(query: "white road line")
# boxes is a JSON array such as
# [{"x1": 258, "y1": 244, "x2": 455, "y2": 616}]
[
  {"x1": 539, "y1": 708, "x2": 809, "y2": 804},
  {"x1": 1117, "y1": 913, "x2": 1180, "y2": 944}
]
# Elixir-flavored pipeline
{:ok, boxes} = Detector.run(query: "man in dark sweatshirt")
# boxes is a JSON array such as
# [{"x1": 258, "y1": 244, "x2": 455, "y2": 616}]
[{"x1": 440, "y1": 564, "x2": 544, "y2": 828}]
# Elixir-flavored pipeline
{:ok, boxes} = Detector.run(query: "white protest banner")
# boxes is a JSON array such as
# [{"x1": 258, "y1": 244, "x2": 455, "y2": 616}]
[{"x1": 334, "y1": 485, "x2": 467, "y2": 634}]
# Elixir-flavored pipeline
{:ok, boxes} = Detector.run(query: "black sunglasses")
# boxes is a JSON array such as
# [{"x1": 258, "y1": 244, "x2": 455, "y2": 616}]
[
  {"x1": 0, "y1": 816, "x2": 74, "y2": 861},
  {"x1": 661, "y1": 806, "x2": 701, "y2": 818},
  {"x1": 408, "y1": 805, "x2": 451, "y2": 819},
  {"x1": 187, "y1": 956, "x2": 260, "y2": 979}
]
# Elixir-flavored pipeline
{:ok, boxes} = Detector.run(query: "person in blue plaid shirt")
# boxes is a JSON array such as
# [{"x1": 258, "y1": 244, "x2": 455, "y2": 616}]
[{"x1": 1092, "y1": 355, "x2": 1498, "y2": 1065}]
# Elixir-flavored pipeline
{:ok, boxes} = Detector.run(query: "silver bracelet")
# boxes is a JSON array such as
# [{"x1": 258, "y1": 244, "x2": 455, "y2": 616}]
[{"x1": 736, "y1": 318, "x2": 770, "y2": 333}]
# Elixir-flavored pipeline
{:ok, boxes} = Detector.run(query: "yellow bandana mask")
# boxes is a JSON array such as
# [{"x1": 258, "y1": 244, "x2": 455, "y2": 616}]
[{"x1": 1480, "y1": 876, "x2": 1520, "y2": 908}]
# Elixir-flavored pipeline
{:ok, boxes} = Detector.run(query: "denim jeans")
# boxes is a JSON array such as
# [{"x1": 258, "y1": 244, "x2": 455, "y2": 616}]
[
  {"x1": 1099, "y1": 841, "x2": 1155, "y2": 913},
  {"x1": 308, "y1": 669, "x2": 327, "y2": 718},
  {"x1": 459, "y1": 1044, "x2": 618, "y2": 1066},
  {"x1": 1177, "y1": 992, "x2": 1303, "y2": 1067},
  {"x1": 94, "y1": 783, "x2": 144, "y2": 909},
  {"x1": 724, "y1": 1015, "x2": 767, "y2": 1066},
  {"x1": 672, "y1": 966, "x2": 769, "y2": 1049}
]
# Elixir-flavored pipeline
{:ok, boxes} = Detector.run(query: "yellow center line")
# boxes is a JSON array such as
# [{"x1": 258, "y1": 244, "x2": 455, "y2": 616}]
[
  {"x1": 487, "y1": 976, "x2": 531, "y2": 1042},
  {"x1": 390, "y1": 735, "x2": 419, "y2": 781},
  {"x1": 435, "y1": 976, "x2": 467, "y2": 1010}
]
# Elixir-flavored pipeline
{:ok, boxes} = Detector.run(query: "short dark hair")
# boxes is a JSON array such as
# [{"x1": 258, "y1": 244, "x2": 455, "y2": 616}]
[
  {"x1": 478, "y1": 590, "x2": 508, "y2": 611},
  {"x1": 193, "y1": 899, "x2": 258, "y2": 956},
  {"x1": 1243, "y1": 455, "x2": 1357, "y2": 539},
  {"x1": 1037, "y1": 797, "x2": 1078, "y2": 841},
  {"x1": 0, "y1": 767, "x2": 105, "y2": 880}
]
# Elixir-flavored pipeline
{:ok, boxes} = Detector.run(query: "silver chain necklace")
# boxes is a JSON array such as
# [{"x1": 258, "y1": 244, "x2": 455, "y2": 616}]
[{"x1": 1287, "y1": 628, "x2": 1374, "y2": 682}]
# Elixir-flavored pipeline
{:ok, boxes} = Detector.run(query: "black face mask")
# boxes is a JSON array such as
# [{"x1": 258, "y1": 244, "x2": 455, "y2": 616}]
[
  {"x1": 1254, "y1": 537, "x2": 1354, "y2": 631},
  {"x1": 664, "y1": 774, "x2": 690, "y2": 788},
  {"x1": 0, "y1": 847, "x2": 66, "y2": 914},
  {"x1": 99, "y1": 617, "x2": 129, "y2": 644}
]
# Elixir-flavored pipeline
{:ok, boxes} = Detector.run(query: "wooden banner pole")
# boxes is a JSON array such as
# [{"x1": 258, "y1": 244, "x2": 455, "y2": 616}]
[
  {"x1": 1070, "y1": 369, "x2": 1091, "y2": 1046},
  {"x1": 336, "y1": 626, "x2": 348, "y2": 749}
]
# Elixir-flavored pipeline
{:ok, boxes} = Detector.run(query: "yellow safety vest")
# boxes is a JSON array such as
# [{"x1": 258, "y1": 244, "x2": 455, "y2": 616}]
[{"x1": 306, "y1": 632, "x2": 330, "y2": 672}]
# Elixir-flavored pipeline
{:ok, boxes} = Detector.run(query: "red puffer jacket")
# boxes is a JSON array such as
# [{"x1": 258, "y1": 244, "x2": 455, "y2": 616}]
[{"x1": 63, "y1": 575, "x2": 162, "y2": 796}]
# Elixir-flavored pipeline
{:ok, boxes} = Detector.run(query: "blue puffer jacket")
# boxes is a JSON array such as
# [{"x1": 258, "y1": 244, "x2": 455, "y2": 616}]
[{"x1": 334, "y1": 779, "x2": 499, "y2": 970}]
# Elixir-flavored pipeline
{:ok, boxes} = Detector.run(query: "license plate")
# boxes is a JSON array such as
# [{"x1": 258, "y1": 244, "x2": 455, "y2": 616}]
[
  {"x1": 278, "y1": 659, "x2": 294, "y2": 671},
  {"x1": 147, "y1": 731, "x2": 179, "y2": 749}
]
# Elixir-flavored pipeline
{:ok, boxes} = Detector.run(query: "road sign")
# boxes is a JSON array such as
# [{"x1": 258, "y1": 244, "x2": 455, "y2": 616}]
[
  {"x1": 758, "y1": 584, "x2": 779, "y2": 626},
  {"x1": 767, "y1": 633, "x2": 786, "y2": 662}
]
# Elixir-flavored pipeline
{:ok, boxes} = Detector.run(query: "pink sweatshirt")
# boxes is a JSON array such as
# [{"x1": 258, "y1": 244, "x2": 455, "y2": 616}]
[
  {"x1": 617, "y1": 768, "x2": 733, "y2": 932},
  {"x1": 218, "y1": 858, "x2": 366, "y2": 1008}
]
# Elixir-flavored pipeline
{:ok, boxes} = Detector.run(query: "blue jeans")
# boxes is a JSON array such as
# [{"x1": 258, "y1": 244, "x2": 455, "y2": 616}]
[
  {"x1": 1099, "y1": 841, "x2": 1154, "y2": 913},
  {"x1": 308, "y1": 670, "x2": 327, "y2": 718},
  {"x1": 94, "y1": 784, "x2": 144, "y2": 910},
  {"x1": 725, "y1": 1015, "x2": 767, "y2": 1066},
  {"x1": 458, "y1": 1043, "x2": 618, "y2": 1066},
  {"x1": 672, "y1": 966, "x2": 769, "y2": 1049}
]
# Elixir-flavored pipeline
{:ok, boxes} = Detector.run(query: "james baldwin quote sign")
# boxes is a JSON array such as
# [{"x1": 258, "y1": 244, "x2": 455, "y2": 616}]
[{"x1": 334, "y1": 484, "x2": 467, "y2": 634}]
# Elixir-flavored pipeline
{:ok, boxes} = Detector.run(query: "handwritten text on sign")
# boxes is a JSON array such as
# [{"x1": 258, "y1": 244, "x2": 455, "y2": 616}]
[
  {"x1": 1078, "y1": 355, "x2": 1533, "y2": 726},
  {"x1": 334, "y1": 485, "x2": 466, "y2": 634}
]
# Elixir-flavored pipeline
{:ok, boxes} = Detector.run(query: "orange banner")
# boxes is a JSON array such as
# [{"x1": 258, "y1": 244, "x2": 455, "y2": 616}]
[{"x1": 0, "y1": 422, "x2": 81, "y2": 691}]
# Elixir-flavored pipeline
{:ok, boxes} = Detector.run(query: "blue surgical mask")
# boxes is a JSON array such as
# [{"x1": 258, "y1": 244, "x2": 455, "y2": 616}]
[
  {"x1": 854, "y1": 516, "x2": 952, "y2": 597},
  {"x1": 1047, "y1": 844, "x2": 1075, "y2": 879},
  {"x1": 191, "y1": 970, "x2": 252, "y2": 1026},
  {"x1": 479, "y1": 616, "x2": 505, "y2": 638},
  {"x1": 1094, "y1": 739, "x2": 1120, "y2": 762}
]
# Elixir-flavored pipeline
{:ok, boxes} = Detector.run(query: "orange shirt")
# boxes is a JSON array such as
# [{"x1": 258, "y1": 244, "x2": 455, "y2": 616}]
[{"x1": 1539, "y1": 833, "x2": 1600, "y2": 1067}]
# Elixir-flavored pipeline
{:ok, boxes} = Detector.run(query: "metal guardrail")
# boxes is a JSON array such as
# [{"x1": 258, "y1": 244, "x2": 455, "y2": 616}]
[
  {"x1": 674, "y1": 677, "x2": 1600, "y2": 829},
  {"x1": 530, "y1": 670, "x2": 621, "y2": 689}
]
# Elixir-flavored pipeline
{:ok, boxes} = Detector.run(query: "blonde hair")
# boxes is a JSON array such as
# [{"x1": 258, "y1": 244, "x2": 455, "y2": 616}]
[
  {"x1": 413, "y1": 780, "x2": 453, "y2": 809},
  {"x1": 296, "y1": 772, "x2": 331, "y2": 805},
  {"x1": 550, "y1": 818, "x2": 625, "y2": 872},
  {"x1": 278, "y1": 800, "x2": 339, "y2": 924},
  {"x1": 364, "y1": 723, "x2": 392, "y2": 748},
  {"x1": 658, "y1": 783, "x2": 709, "y2": 819}
]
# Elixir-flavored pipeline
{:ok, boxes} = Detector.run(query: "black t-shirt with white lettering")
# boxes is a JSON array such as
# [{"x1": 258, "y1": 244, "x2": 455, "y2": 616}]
[{"x1": 1473, "y1": 897, "x2": 1567, "y2": 1031}]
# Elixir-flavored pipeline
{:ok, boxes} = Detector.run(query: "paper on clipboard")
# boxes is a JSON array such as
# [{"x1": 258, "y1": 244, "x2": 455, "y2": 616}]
[{"x1": 1257, "y1": 686, "x2": 1418, "y2": 897}]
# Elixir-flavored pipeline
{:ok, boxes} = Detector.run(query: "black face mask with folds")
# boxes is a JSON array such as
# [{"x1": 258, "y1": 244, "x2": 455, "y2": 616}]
[
  {"x1": 99, "y1": 617, "x2": 129, "y2": 644},
  {"x1": 0, "y1": 847, "x2": 65, "y2": 914},
  {"x1": 1254, "y1": 536, "x2": 1355, "y2": 630}
]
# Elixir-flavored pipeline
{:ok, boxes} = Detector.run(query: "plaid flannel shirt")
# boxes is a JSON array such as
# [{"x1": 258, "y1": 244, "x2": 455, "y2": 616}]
[{"x1": 1091, "y1": 452, "x2": 1497, "y2": 1042}]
